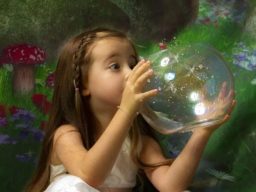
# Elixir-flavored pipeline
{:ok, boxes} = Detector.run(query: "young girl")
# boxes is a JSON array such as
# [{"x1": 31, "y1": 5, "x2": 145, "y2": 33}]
[{"x1": 26, "y1": 28, "x2": 235, "y2": 192}]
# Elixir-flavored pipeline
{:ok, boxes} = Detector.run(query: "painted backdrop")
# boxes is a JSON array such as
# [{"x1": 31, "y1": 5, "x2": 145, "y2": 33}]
[{"x1": 0, "y1": 0, "x2": 255, "y2": 191}]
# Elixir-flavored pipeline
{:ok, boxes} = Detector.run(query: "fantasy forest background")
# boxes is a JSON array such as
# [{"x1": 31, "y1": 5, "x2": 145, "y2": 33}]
[{"x1": 0, "y1": 0, "x2": 256, "y2": 191}]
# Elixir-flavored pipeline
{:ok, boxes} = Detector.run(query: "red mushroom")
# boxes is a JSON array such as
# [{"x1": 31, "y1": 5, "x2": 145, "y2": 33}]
[{"x1": 0, "y1": 44, "x2": 46, "y2": 94}]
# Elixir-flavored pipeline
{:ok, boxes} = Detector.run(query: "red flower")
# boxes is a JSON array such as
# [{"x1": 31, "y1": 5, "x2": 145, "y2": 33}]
[
  {"x1": 32, "y1": 93, "x2": 51, "y2": 114},
  {"x1": 159, "y1": 42, "x2": 167, "y2": 50},
  {"x1": 40, "y1": 121, "x2": 47, "y2": 130},
  {"x1": 0, "y1": 105, "x2": 6, "y2": 117},
  {"x1": 9, "y1": 106, "x2": 19, "y2": 115}
]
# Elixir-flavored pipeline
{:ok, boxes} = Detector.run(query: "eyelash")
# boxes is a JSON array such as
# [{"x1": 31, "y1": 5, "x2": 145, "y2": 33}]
[
  {"x1": 108, "y1": 61, "x2": 137, "y2": 71},
  {"x1": 109, "y1": 63, "x2": 120, "y2": 70}
]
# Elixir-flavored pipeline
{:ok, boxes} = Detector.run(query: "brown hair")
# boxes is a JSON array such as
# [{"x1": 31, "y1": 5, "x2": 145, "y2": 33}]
[{"x1": 25, "y1": 28, "x2": 170, "y2": 191}]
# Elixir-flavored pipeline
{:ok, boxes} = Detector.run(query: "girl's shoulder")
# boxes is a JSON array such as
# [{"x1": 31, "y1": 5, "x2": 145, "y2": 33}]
[
  {"x1": 54, "y1": 124, "x2": 79, "y2": 136},
  {"x1": 51, "y1": 124, "x2": 82, "y2": 164},
  {"x1": 53, "y1": 124, "x2": 81, "y2": 146}
]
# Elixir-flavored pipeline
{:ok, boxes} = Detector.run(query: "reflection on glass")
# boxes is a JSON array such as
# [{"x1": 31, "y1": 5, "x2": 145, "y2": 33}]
[{"x1": 141, "y1": 44, "x2": 234, "y2": 134}]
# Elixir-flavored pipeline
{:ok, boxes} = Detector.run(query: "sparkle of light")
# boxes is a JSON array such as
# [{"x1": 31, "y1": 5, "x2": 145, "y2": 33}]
[
  {"x1": 190, "y1": 92, "x2": 199, "y2": 102},
  {"x1": 194, "y1": 102, "x2": 206, "y2": 115},
  {"x1": 164, "y1": 72, "x2": 175, "y2": 81},
  {"x1": 160, "y1": 57, "x2": 170, "y2": 67}
]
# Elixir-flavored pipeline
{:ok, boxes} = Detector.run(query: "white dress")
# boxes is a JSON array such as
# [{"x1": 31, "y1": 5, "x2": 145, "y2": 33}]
[{"x1": 44, "y1": 138, "x2": 138, "y2": 192}]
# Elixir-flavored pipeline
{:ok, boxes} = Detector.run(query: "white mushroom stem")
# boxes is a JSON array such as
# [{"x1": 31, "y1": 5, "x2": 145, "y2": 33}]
[{"x1": 13, "y1": 64, "x2": 35, "y2": 94}]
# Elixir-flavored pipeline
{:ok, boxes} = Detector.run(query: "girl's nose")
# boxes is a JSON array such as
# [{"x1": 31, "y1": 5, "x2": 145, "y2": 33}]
[{"x1": 125, "y1": 73, "x2": 130, "y2": 81}]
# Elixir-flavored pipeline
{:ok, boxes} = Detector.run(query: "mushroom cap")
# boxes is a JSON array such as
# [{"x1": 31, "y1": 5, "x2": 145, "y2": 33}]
[{"x1": 0, "y1": 43, "x2": 46, "y2": 65}]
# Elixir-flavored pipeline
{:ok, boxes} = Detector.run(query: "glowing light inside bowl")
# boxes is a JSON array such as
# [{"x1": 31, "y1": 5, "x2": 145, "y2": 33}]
[
  {"x1": 190, "y1": 92, "x2": 200, "y2": 102},
  {"x1": 164, "y1": 72, "x2": 175, "y2": 81},
  {"x1": 194, "y1": 102, "x2": 206, "y2": 115},
  {"x1": 160, "y1": 57, "x2": 170, "y2": 67}
]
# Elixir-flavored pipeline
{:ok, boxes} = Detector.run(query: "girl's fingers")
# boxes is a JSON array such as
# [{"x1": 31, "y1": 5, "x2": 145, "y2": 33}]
[
  {"x1": 138, "y1": 89, "x2": 158, "y2": 102},
  {"x1": 221, "y1": 90, "x2": 234, "y2": 107},
  {"x1": 226, "y1": 99, "x2": 236, "y2": 115},
  {"x1": 134, "y1": 69, "x2": 154, "y2": 91},
  {"x1": 132, "y1": 59, "x2": 146, "y2": 70},
  {"x1": 215, "y1": 100, "x2": 235, "y2": 127},
  {"x1": 129, "y1": 60, "x2": 151, "y2": 83},
  {"x1": 227, "y1": 89, "x2": 235, "y2": 101},
  {"x1": 218, "y1": 82, "x2": 227, "y2": 100}
]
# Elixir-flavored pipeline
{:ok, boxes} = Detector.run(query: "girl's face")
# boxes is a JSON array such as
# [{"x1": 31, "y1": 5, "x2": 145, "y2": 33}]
[{"x1": 82, "y1": 37, "x2": 137, "y2": 111}]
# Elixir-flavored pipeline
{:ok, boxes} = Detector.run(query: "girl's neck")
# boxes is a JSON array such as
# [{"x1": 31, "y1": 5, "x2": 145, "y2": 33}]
[{"x1": 90, "y1": 103, "x2": 117, "y2": 136}]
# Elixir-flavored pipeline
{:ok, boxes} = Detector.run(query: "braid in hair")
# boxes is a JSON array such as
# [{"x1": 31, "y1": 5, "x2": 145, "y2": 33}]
[{"x1": 72, "y1": 32, "x2": 96, "y2": 149}]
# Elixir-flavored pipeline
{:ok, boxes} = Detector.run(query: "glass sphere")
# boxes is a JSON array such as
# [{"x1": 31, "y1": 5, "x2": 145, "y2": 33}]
[{"x1": 141, "y1": 44, "x2": 234, "y2": 134}]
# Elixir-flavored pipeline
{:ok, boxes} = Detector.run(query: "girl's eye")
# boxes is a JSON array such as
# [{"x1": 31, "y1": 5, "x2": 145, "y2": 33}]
[
  {"x1": 109, "y1": 63, "x2": 120, "y2": 70},
  {"x1": 129, "y1": 62, "x2": 137, "y2": 69},
  {"x1": 129, "y1": 57, "x2": 137, "y2": 69}
]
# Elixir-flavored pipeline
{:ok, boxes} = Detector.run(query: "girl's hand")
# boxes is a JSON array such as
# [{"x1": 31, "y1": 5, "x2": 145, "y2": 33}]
[
  {"x1": 119, "y1": 60, "x2": 158, "y2": 117},
  {"x1": 196, "y1": 82, "x2": 236, "y2": 133}
]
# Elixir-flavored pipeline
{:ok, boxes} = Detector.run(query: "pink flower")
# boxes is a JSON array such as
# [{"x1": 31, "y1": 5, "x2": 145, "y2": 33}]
[{"x1": 45, "y1": 72, "x2": 55, "y2": 88}]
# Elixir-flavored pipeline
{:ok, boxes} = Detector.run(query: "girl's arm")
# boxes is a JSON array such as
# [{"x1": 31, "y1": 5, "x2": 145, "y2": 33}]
[
  {"x1": 140, "y1": 107, "x2": 235, "y2": 192},
  {"x1": 52, "y1": 60, "x2": 157, "y2": 187},
  {"x1": 140, "y1": 128, "x2": 213, "y2": 192}
]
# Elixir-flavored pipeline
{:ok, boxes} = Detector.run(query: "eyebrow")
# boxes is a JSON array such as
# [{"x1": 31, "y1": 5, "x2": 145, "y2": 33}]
[
  {"x1": 104, "y1": 53, "x2": 137, "y2": 62},
  {"x1": 102, "y1": 54, "x2": 119, "y2": 65},
  {"x1": 106, "y1": 53, "x2": 119, "y2": 60}
]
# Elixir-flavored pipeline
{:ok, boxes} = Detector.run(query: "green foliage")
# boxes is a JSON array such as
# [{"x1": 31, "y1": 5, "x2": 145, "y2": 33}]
[
  {"x1": 0, "y1": 0, "x2": 89, "y2": 58},
  {"x1": 110, "y1": 0, "x2": 152, "y2": 36},
  {"x1": 231, "y1": 134, "x2": 256, "y2": 179},
  {"x1": 0, "y1": 141, "x2": 40, "y2": 191},
  {"x1": 35, "y1": 62, "x2": 56, "y2": 97},
  {"x1": 172, "y1": 20, "x2": 242, "y2": 51}
]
